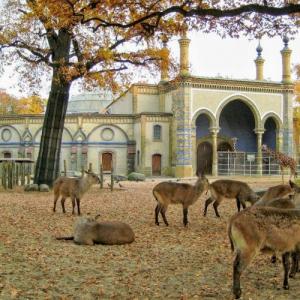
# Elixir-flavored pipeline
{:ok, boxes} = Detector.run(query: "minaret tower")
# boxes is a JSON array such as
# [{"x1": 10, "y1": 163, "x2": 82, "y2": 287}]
[
  {"x1": 160, "y1": 37, "x2": 169, "y2": 82},
  {"x1": 281, "y1": 36, "x2": 292, "y2": 83},
  {"x1": 254, "y1": 40, "x2": 265, "y2": 80},
  {"x1": 178, "y1": 31, "x2": 191, "y2": 76}
]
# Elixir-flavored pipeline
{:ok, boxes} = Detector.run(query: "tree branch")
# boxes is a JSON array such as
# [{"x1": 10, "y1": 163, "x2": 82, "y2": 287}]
[{"x1": 81, "y1": 3, "x2": 300, "y2": 31}]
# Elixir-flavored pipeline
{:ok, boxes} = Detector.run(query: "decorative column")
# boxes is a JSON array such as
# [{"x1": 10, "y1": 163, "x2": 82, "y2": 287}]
[
  {"x1": 276, "y1": 129, "x2": 284, "y2": 152},
  {"x1": 254, "y1": 41, "x2": 265, "y2": 80},
  {"x1": 255, "y1": 129, "x2": 264, "y2": 175},
  {"x1": 281, "y1": 37, "x2": 294, "y2": 155},
  {"x1": 140, "y1": 114, "x2": 147, "y2": 174},
  {"x1": 179, "y1": 31, "x2": 190, "y2": 76},
  {"x1": 173, "y1": 83, "x2": 193, "y2": 178},
  {"x1": 281, "y1": 36, "x2": 292, "y2": 84},
  {"x1": 210, "y1": 127, "x2": 219, "y2": 176}
]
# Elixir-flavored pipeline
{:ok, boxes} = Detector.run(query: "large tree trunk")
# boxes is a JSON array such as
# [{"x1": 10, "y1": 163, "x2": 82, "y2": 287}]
[{"x1": 34, "y1": 71, "x2": 71, "y2": 186}]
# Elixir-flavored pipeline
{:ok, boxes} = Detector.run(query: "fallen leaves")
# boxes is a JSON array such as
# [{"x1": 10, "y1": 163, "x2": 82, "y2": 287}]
[{"x1": 0, "y1": 179, "x2": 298, "y2": 299}]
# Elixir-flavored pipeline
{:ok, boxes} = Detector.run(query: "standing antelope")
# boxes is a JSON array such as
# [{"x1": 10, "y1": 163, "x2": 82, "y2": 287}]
[
  {"x1": 153, "y1": 174, "x2": 209, "y2": 226},
  {"x1": 53, "y1": 171, "x2": 100, "y2": 215},
  {"x1": 228, "y1": 207, "x2": 300, "y2": 299},
  {"x1": 204, "y1": 179, "x2": 258, "y2": 218}
]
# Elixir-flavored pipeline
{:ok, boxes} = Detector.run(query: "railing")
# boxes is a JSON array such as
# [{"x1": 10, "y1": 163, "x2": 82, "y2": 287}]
[{"x1": 218, "y1": 151, "x2": 298, "y2": 176}]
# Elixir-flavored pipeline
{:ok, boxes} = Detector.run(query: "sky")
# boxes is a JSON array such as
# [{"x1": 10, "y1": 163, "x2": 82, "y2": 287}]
[{"x1": 0, "y1": 31, "x2": 299, "y2": 98}]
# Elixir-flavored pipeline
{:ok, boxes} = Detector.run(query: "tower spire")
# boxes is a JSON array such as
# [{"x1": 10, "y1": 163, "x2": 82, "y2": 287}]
[
  {"x1": 254, "y1": 39, "x2": 264, "y2": 80},
  {"x1": 281, "y1": 36, "x2": 292, "y2": 83}
]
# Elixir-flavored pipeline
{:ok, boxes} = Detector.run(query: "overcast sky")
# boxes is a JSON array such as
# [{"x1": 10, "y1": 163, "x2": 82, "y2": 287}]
[{"x1": 0, "y1": 31, "x2": 299, "y2": 98}]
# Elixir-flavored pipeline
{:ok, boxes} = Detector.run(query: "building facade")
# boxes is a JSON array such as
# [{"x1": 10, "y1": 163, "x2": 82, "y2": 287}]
[{"x1": 0, "y1": 35, "x2": 295, "y2": 177}]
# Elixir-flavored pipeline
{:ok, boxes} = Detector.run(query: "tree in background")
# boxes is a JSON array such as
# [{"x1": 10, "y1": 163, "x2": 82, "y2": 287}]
[
  {"x1": 18, "y1": 95, "x2": 46, "y2": 114},
  {"x1": 0, "y1": 0, "x2": 299, "y2": 185},
  {"x1": 0, "y1": 90, "x2": 45, "y2": 114},
  {"x1": 0, "y1": 89, "x2": 19, "y2": 114}
]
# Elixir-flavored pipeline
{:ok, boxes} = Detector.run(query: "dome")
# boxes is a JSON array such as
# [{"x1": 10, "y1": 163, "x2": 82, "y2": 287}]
[{"x1": 67, "y1": 90, "x2": 113, "y2": 114}]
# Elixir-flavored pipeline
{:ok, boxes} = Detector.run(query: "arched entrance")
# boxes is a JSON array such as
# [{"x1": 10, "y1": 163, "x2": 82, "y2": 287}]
[
  {"x1": 219, "y1": 100, "x2": 256, "y2": 152},
  {"x1": 152, "y1": 154, "x2": 161, "y2": 176},
  {"x1": 102, "y1": 152, "x2": 112, "y2": 172},
  {"x1": 197, "y1": 142, "x2": 212, "y2": 175},
  {"x1": 262, "y1": 117, "x2": 277, "y2": 149}
]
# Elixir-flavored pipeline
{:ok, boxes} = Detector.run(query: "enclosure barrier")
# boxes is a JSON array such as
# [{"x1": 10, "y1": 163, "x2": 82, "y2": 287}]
[
  {"x1": 217, "y1": 151, "x2": 300, "y2": 176},
  {"x1": 0, "y1": 158, "x2": 34, "y2": 189}
]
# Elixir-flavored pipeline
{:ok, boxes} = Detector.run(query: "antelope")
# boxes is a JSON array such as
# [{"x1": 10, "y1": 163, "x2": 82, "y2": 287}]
[
  {"x1": 228, "y1": 207, "x2": 300, "y2": 299},
  {"x1": 53, "y1": 171, "x2": 100, "y2": 215},
  {"x1": 254, "y1": 182, "x2": 295, "y2": 207},
  {"x1": 203, "y1": 179, "x2": 258, "y2": 218},
  {"x1": 153, "y1": 174, "x2": 209, "y2": 226},
  {"x1": 56, "y1": 215, "x2": 135, "y2": 245}
]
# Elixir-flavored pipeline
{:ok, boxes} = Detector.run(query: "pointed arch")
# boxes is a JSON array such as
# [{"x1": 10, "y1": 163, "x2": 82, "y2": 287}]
[
  {"x1": 216, "y1": 94, "x2": 261, "y2": 129},
  {"x1": 191, "y1": 108, "x2": 216, "y2": 127},
  {"x1": 261, "y1": 112, "x2": 283, "y2": 130}
]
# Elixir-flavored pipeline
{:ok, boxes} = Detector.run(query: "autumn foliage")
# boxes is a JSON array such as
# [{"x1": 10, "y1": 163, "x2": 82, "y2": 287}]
[{"x1": 0, "y1": 90, "x2": 45, "y2": 115}]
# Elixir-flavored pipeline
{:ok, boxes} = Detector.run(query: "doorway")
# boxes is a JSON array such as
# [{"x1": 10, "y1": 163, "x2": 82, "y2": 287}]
[
  {"x1": 197, "y1": 142, "x2": 212, "y2": 175},
  {"x1": 152, "y1": 154, "x2": 161, "y2": 176},
  {"x1": 102, "y1": 152, "x2": 112, "y2": 172}
]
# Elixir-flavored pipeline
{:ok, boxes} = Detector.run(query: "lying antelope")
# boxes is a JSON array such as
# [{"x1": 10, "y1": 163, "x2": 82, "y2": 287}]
[
  {"x1": 57, "y1": 215, "x2": 135, "y2": 245},
  {"x1": 153, "y1": 174, "x2": 209, "y2": 226},
  {"x1": 203, "y1": 179, "x2": 258, "y2": 217},
  {"x1": 228, "y1": 207, "x2": 300, "y2": 299}
]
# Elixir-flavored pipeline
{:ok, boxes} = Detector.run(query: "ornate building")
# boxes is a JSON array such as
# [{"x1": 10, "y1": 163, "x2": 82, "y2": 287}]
[{"x1": 0, "y1": 35, "x2": 295, "y2": 177}]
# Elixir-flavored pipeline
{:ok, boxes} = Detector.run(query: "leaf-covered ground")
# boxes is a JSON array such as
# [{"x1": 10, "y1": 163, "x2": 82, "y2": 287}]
[{"x1": 0, "y1": 176, "x2": 299, "y2": 300}]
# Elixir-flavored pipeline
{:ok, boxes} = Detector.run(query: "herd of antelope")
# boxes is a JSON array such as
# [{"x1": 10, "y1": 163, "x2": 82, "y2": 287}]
[{"x1": 53, "y1": 170, "x2": 300, "y2": 299}]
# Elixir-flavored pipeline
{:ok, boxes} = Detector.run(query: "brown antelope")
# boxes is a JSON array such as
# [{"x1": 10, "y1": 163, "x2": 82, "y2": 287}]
[
  {"x1": 153, "y1": 174, "x2": 209, "y2": 226},
  {"x1": 254, "y1": 182, "x2": 295, "y2": 207},
  {"x1": 57, "y1": 215, "x2": 135, "y2": 245},
  {"x1": 53, "y1": 171, "x2": 100, "y2": 215},
  {"x1": 203, "y1": 179, "x2": 258, "y2": 217},
  {"x1": 228, "y1": 207, "x2": 300, "y2": 299},
  {"x1": 255, "y1": 181, "x2": 300, "y2": 264}
]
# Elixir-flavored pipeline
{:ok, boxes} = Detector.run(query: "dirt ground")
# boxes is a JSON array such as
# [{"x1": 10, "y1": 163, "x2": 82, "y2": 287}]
[{"x1": 0, "y1": 176, "x2": 299, "y2": 300}]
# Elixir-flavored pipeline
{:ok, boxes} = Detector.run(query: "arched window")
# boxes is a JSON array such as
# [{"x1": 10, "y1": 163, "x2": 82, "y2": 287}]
[{"x1": 153, "y1": 125, "x2": 161, "y2": 140}]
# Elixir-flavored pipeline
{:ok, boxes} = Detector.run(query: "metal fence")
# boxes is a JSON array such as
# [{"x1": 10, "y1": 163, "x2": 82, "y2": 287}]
[{"x1": 218, "y1": 151, "x2": 299, "y2": 176}]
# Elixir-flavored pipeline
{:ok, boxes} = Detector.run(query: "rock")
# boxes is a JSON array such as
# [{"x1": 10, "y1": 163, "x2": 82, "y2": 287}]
[
  {"x1": 24, "y1": 184, "x2": 39, "y2": 192},
  {"x1": 127, "y1": 172, "x2": 146, "y2": 181},
  {"x1": 39, "y1": 184, "x2": 50, "y2": 192},
  {"x1": 113, "y1": 175, "x2": 128, "y2": 182}
]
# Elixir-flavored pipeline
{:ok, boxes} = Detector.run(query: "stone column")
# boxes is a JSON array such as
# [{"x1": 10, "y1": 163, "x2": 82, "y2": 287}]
[
  {"x1": 255, "y1": 129, "x2": 264, "y2": 175},
  {"x1": 254, "y1": 41, "x2": 264, "y2": 80},
  {"x1": 140, "y1": 114, "x2": 146, "y2": 174},
  {"x1": 281, "y1": 36, "x2": 292, "y2": 84},
  {"x1": 210, "y1": 127, "x2": 219, "y2": 176},
  {"x1": 179, "y1": 32, "x2": 190, "y2": 76},
  {"x1": 277, "y1": 129, "x2": 284, "y2": 152}
]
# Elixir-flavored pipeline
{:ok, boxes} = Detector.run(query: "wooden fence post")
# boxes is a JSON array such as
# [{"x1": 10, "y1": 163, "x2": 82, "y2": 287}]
[
  {"x1": 100, "y1": 164, "x2": 103, "y2": 189},
  {"x1": 64, "y1": 160, "x2": 67, "y2": 176},
  {"x1": 110, "y1": 167, "x2": 114, "y2": 191},
  {"x1": 89, "y1": 163, "x2": 92, "y2": 172}
]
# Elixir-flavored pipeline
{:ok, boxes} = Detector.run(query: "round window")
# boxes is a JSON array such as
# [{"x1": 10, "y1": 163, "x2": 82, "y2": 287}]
[
  {"x1": 101, "y1": 128, "x2": 114, "y2": 141},
  {"x1": 1, "y1": 129, "x2": 12, "y2": 142}
]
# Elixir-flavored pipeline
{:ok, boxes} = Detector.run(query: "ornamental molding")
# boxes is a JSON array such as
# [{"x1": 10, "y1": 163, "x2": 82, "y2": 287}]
[{"x1": 158, "y1": 76, "x2": 295, "y2": 94}]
